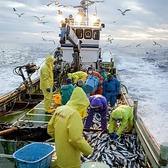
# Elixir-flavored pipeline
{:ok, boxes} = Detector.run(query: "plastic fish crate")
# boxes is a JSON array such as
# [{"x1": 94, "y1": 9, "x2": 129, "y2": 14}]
[
  {"x1": 86, "y1": 75, "x2": 100, "y2": 94},
  {"x1": 13, "y1": 142, "x2": 54, "y2": 168}
]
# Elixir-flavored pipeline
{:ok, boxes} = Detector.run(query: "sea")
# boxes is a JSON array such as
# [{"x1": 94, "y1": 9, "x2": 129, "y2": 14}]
[{"x1": 0, "y1": 42, "x2": 168, "y2": 145}]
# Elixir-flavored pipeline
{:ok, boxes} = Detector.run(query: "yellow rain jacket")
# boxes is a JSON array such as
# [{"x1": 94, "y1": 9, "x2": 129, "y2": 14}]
[
  {"x1": 47, "y1": 86, "x2": 92, "y2": 168},
  {"x1": 68, "y1": 71, "x2": 87, "y2": 83},
  {"x1": 40, "y1": 55, "x2": 56, "y2": 112},
  {"x1": 67, "y1": 87, "x2": 89, "y2": 118},
  {"x1": 109, "y1": 105, "x2": 134, "y2": 136}
]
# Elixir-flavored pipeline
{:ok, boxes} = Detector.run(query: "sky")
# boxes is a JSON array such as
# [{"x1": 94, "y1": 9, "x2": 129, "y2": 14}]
[{"x1": 0, "y1": 0, "x2": 168, "y2": 45}]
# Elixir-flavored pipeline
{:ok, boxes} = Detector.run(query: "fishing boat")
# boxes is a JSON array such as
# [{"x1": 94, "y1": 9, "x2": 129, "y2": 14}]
[{"x1": 0, "y1": 1, "x2": 168, "y2": 167}]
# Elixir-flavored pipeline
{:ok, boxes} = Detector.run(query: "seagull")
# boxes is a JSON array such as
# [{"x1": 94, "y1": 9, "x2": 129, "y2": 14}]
[
  {"x1": 46, "y1": 1, "x2": 59, "y2": 6},
  {"x1": 58, "y1": 10, "x2": 62, "y2": 15},
  {"x1": 58, "y1": 4, "x2": 71, "y2": 8},
  {"x1": 107, "y1": 38, "x2": 114, "y2": 43},
  {"x1": 38, "y1": 21, "x2": 49, "y2": 25},
  {"x1": 49, "y1": 40, "x2": 56, "y2": 44},
  {"x1": 42, "y1": 37, "x2": 47, "y2": 42},
  {"x1": 33, "y1": 15, "x2": 47, "y2": 21},
  {"x1": 153, "y1": 41, "x2": 162, "y2": 47},
  {"x1": 136, "y1": 44, "x2": 141, "y2": 47},
  {"x1": 13, "y1": 8, "x2": 16, "y2": 11},
  {"x1": 15, "y1": 13, "x2": 25, "y2": 17},
  {"x1": 106, "y1": 35, "x2": 112, "y2": 38},
  {"x1": 41, "y1": 31, "x2": 53, "y2": 33},
  {"x1": 118, "y1": 9, "x2": 131, "y2": 15}
]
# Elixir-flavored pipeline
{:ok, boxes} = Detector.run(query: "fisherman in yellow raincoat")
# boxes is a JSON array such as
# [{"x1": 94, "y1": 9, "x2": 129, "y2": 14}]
[
  {"x1": 68, "y1": 71, "x2": 87, "y2": 83},
  {"x1": 109, "y1": 105, "x2": 134, "y2": 140},
  {"x1": 40, "y1": 55, "x2": 56, "y2": 113},
  {"x1": 47, "y1": 85, "x2": 93, "y2": 168}
]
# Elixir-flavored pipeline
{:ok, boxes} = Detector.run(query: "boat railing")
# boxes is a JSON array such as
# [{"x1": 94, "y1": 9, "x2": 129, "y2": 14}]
[
  {"x1": 0, "y1": 77, "x2": 41, "y2": 113},
  {"x1": 69, "y1": 21, "x2": 101, "y2": 28},
  {"x1": 120, "y1": 78, "x2": 168, "y2": 167}
]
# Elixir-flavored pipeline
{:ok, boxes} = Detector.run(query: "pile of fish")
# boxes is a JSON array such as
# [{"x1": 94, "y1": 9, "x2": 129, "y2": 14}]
[{"x1": 82, "y1": 113, "x2": 145, "y2": 168}]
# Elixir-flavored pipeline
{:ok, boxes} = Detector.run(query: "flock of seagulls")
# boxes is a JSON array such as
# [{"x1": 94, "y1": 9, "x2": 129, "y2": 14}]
[
  {"x1": 11, "y1": 0, "x2": 106, "y2": 44},
  {"x1": 45, "y1": 0, "x2": 105, "y2": 9},
  {"x1": 106, "y1": 8, "x2": 163, "y2": 49},
  {"x1": 12, "y1": 6, "x2": 55, "y2": 43},
  {"x1": 12, "y1": 1, "x2": 163, "y2": 49},
  {"x1": 105, "y1": 36, "x2": 163, "y2": 50}
]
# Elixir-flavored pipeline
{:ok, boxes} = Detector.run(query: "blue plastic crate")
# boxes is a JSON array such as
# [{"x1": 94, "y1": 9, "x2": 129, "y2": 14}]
[
  {"x1": 13, "y1": 142, "x2": 54, "y2": 168},
  {"x1": 86, "y1": 75, "x2": 100, "y2": 94}
]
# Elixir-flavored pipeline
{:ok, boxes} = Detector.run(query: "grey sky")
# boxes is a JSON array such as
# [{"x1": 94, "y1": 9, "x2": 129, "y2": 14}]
[{"x1": 0, "y1": 0, "x2": 168, "y2": 44}]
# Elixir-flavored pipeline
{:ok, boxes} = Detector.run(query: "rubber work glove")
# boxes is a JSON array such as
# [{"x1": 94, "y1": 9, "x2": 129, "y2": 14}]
[
  {"x1": 46, "y1": 88, "x2": 51, "y2": 92},
  {"x1": 109, "y1": 133, "x2": 115, "y2": 138},
  {"x1": 109, "y1": 133, "x2": 119, "y2": 140}
]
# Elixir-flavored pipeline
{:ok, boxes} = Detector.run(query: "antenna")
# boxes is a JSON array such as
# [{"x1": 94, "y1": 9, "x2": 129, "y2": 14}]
[
  {"x1": 95, "y1": 7, "x2": 97, "y2": 16},
  {"x1": 87, "y1": 1, "x2": 89, "y2": 25}
]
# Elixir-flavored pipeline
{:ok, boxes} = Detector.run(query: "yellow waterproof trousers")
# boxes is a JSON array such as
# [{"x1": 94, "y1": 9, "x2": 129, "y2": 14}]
[{"x1": 42, "y1": 89, "x2": 53, "y2": 112}]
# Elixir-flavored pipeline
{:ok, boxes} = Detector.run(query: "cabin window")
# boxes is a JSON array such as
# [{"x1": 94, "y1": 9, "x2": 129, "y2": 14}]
[
  {"x1": 76, "y1": 29, "x2": 83, "y2": 39},
  {"x1": 93, "y1": 30, "x2": 100, "y2": 40},
  {"x1": 84, "y1": 29, "x2": 92, "y2": 39}
]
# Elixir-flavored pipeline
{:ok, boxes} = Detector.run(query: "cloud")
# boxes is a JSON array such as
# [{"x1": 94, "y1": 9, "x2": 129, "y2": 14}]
[
  {"x1": 0, "y1": 0, "x2": 168, "y2": 43},
  {"x1": 1, "y1": 1, "x2": 25, "y2": 8}
]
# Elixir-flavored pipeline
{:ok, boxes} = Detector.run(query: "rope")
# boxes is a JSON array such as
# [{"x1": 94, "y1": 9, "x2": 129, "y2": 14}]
[{"x1": 121, "y1": 83, "x2": 128, "y2": 93}]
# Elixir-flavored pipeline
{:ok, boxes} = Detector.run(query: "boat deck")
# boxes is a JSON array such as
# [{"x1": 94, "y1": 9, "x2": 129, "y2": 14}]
[
  {"x1": 0, "y1": 99, "x2": 55, "y2": 168},
  {"x1": 12, "y1": 101, "x2": 53, "y2": 127}
]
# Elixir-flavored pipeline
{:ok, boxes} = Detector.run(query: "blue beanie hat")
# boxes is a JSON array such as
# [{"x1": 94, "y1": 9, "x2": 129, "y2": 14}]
[
  {"x1": 66, "y1": 78, "x2": 72, "y2": 84},
  {"x1": 88, "y1": 67, "x2": 92, "y2": 71}
]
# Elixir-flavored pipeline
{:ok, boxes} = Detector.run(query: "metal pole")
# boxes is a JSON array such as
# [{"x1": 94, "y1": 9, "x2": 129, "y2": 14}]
[
  {"x1": 133, "y1": 100, "x2": 138, "y2": 120},
  {"x1": 87, "y1": 2, "x2": 88, "y2": 25}
]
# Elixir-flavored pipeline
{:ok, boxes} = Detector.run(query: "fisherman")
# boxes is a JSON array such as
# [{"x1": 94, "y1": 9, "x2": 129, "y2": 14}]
[
  {"x1": 69, "y1": 14, "x2": 74, "y2": 24},
  {"x1": 109, "y1": 105, "x2": 134, "y2": 140},
  {"x1": 84, "y1": 94, "x2": 107, "y2": 131},
  {"x1": 60, "y1": 78, "x2": 74, "y2": 105},
  {"x1": 98, "y1": 66, "x2": 106, "y2": 81},
  {"x1": 103, "y1": 73, "x2": 120, "y2": 107},
  {"x1": 47, "y1": 82, "x2": 93, "y2": 168},
  {"x1": 87, "y1": 67, "x2": 103, "y2": 95},
  {"x1": 54, "y1": 47, "x2": 63, "y2": 59},
  {"x1": 68, "y1": 71, "x2": 88, "y2": 84},
  {"x1": 40, "y1": 54, "x2": 56, "y2": 113},
  {"x1": 74, "y1": 79, "x2": 89, "y2": 96},
  {"x1": 71, "y1": 80, "x2": 90, "y2": 119}
]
